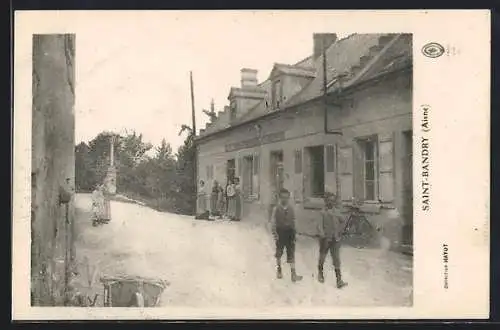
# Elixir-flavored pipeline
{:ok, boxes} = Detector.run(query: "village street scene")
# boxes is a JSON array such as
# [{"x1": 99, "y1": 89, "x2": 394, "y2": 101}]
[{"x1": 29, "y1": 14, "x2": 413, "y2": 309}]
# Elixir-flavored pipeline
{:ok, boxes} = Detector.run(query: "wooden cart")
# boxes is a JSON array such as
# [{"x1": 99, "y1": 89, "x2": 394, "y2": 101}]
[{"x1": 100, "y1": 275, "x2": 168, "y2": 307}]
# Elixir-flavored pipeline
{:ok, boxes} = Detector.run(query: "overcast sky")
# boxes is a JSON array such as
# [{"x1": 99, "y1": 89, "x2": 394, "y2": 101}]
[{"x1": 74, "y1": 11, "x2": 349, "y2": 151}]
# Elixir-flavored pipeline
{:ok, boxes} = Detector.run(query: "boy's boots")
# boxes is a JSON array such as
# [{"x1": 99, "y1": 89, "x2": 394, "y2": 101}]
[
  {"x1": 291, "y1": 268, "x2": 303, "y2": 283},
  {"x1": 318, "y1": 265, "x2": 325, "y2": 283},
  {"x1": 276, "y1": 265, "x2": 283, "y2": 279},
  {"x1": 335, "y1": 268, "x2": 348, "y2": 289}
]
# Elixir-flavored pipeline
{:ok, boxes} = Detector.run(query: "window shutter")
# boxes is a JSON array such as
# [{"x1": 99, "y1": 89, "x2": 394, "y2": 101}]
[
  {"x1": 378, "y1": 133, "x2": 395, "y2": 202},
  {"x1": 338, "y1": 145, "x2": 353, "y2": 201},
  {"x1": 326, "y1": 145, "x2": 335, "y2": 173},
  {"x1": 237, "y1": 157, "x2": 242, "y2": 177},
  {"x1": 294, "y1": 149, "x2": 302, "y2": 174},
  {"x1": 253, "y1": 153, "x2": 260, "y2": 198},
  {"x1": 253, "y1": 154, "x2": 259, "y2": 175}
]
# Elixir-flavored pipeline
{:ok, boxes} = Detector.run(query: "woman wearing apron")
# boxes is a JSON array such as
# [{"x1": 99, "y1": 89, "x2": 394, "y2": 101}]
[
  {"x1": 226, "y1": 180, "x2": 236, "y2": 220},
  {"x1": 210, "y1": 180, "x2": 220, "y2": 217},
  {"x1": 233, "y1": 177, "x2": 242, "y2": 221}
]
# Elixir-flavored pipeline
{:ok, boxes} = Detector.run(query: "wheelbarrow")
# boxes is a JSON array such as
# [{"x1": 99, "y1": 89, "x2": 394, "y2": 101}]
[{"x1": 100, "y1": 275, "x2": 169, "y2": 307}]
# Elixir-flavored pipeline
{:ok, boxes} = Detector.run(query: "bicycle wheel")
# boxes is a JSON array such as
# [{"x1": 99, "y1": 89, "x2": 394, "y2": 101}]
[
  {"x1": 343, "y1": 215, "x2": 356, "y2": 236},
  {"x1": 358, "y1": 216, "x2": 375, "y2": 241}
]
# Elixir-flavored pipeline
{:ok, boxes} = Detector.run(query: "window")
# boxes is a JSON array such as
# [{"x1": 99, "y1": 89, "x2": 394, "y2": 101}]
[
  {"x1": 227, "y1": 159, "x2": 236, "y2": 182},
  {"x1": 270, "y1": 151, "x2": 284, "y2": 192},
  {"x1": 357, "y1": 136, "x2": 378, "y2": 201},
  {"x1": 305, "y1": 146, "x2": 325, "y2": 197},
  {"x1": 242, "y1": 155, "x2": 259, "y2": 198},
  {"x1": 272, "y1": 79, "x2": 282, "y2": 110},
  {"x1": 206, "y1": 165, "x2": 214, "y2": 180},
  {"x1": 326, "y1": 145, "x2": 335, "y2": 173},
  {"x1": 230, "y1": 100, "x2": 237, "y2": 121},
  {"x1": 294, "y1": 149, "x2": 302, "y2": 174},
  {"x1": 243, "y1": 156, "x2": 254, "y2": 197}
]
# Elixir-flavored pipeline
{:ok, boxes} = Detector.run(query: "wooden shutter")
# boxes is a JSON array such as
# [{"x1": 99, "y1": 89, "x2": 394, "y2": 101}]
[
  {"x1": 294, "y1": 149, "x2": 302, "y2": 174},
  {"x1": 253, "y1": 153, "x2": 260, "y2": 197},
  {"x1": 237, "y1": 157, "x2": 242, "y2": 178},
  {"x1": 338, "y1": 145, "x2": 353, "y2": 201},
  {"x1": 303, "y1": 148, "x2": 311, "y2": 200},
  {"x1": 378, "y1": 133, "x2": 395, "y2": 202},
  {"x1": 326, "y1": 145, "x2": 335, "y2": 172}
]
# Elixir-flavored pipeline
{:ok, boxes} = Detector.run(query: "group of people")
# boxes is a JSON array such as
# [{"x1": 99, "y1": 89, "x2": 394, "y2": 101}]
[
  {"x1": 270, "y1": 188, "x2": 348, "y2": 288},
  {"x1": 198, "y1": 178, "x2": 242, "y2": 221}
]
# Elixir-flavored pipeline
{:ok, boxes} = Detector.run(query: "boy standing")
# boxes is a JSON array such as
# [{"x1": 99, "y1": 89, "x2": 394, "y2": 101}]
[
  {"x1": 270, "y1": 188, "x2": 303, "y2": 283},
  {"x1": 317, "y1": 192, "x2": 348, "y2": 288}
]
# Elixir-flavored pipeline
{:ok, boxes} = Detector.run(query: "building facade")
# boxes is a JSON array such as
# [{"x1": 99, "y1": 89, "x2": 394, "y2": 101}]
[{"x1": 195, "y1": 33, "x2": 412, "y2": 247}]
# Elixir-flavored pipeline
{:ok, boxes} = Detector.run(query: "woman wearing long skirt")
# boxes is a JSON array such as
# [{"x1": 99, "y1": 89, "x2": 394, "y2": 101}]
[
  {"x1": 210, "y1": 180, "x2": 220, "y2": 217},
  {"x1": 226, "y1": 180, "x2": 236, "y2": 220},
  {"x1": 91, "y1": 185, "x2": 106, "y2": 226},
  {"x1": 233, "y1": 177, "x2": 242, "y2": 221},
  {"x1": 217, "y1": 183, "x2": 225, "y2": 219},
  {"x1": 197, "y1": 180, "x2": 207, "y2": 214},
  {"x1": 102, "y1": 185, "x2": 112, "y2": 223}
]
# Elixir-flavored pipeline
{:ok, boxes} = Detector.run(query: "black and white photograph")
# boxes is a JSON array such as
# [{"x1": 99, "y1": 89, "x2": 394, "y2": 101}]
[{"x1": 13, "y1": 10, "x2": 489, "y2": 319}]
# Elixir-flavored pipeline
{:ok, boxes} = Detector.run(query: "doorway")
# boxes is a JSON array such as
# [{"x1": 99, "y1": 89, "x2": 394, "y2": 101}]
[
  {"x1": 270, "y1": 151, "x2": 284, "y2": 194},
  {"x1": 227, "y1": 159, "x2": 236, "y2": 184},
  {"x1": 306, "y1": 146, "x2": 325, "y2": 198},
  {"x1": 402, "y1": 130, "x2": 413, "y2": 246}
]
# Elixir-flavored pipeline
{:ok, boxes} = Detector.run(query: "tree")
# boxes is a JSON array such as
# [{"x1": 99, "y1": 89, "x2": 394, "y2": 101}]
[
  {"x1": 74, "y1": 129, "x2": 196, "y2": 215},
  {"x1": 74, "y1": 142, "x2": 95, "y2": 191},
  {"x1": 174, "y1": 129, "x2": 196, "y2": 215}
]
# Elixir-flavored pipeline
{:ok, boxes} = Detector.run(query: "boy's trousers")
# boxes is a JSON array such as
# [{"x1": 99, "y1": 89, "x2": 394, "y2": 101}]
[{"x1": 318, "y1": 237, "x2": 341, "y2": 269}]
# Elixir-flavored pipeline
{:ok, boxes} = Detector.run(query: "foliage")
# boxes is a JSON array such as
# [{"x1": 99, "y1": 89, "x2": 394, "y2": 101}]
[{"x1": 75, "y1": 129, "x2": 196, "y2": 215}]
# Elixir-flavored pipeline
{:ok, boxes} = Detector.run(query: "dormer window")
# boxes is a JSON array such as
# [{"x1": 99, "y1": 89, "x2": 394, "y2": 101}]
[
  {"x1": 271, "y1": 79, "x2": 282, "y2": 110},
  {"x1": 230, "y1": 100, "x2": 237, "y2": 121}
]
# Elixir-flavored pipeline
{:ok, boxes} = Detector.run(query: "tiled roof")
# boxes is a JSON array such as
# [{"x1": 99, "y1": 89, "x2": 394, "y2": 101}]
[
  {"x1": 270, "y1": 63, "x2": 317, "y2": 78},
  {"x1": 349, "y1": 34, "x2": 412, "y2": 85},
  {"x1": 198, "y1": 33, "x2": 411, "y2": 138},
  {"x1": 284, "y1": 33, "x2": 384, "y2": 107}
]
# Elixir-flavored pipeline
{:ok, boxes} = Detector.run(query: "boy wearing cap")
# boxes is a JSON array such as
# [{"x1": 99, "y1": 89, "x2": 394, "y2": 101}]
[
  {"x1": 270, "y1": 188, "x2": 303, "y2": 283},
  {"x1": 317, "y1": 192, "x2": 348, "y2": 288}
]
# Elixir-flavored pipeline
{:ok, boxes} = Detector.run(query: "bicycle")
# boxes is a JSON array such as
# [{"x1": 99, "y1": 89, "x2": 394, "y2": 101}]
[{"x1": 341, "y1": 199, "x2": 377, "y2": 248}]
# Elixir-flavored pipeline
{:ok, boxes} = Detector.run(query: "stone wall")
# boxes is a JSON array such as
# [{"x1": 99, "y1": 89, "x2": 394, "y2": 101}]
[{"x1": 31, "y1": 34, "x2": 76, "y2": 306}]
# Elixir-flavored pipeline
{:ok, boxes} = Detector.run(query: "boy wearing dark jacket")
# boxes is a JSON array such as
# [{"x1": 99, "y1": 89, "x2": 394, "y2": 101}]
[
  {"x1": 317, "y1": 192, "x2": 348, "y2": 288},
  {"x1": 270, "y1": 188, "x2": 303, "y2": 283}
]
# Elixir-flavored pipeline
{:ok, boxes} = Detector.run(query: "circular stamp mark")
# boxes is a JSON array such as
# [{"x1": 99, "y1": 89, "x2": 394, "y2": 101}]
[{"x1": 422, "y1": 42, "x2": 445, "y2": 58}]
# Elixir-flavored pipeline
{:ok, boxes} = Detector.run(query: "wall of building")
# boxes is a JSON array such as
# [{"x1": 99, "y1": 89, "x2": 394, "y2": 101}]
[
  {"x1": 31, "y1": 34, "x2": 76, "y2": 306},
  {"x1": 197, "y1": 70, "x2": 412, "y2": 240}
]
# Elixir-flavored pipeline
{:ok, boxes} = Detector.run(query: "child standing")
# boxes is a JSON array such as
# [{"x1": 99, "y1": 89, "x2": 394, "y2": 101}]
[
  {"x1": 317, "y1": 192, "x2": 348, "y2": 288},
  {"x1": 270, "y1": 188, "x2": 303, "y2": 283}
]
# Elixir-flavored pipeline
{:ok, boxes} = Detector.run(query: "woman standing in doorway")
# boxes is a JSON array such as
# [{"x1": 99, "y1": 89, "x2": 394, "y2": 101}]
[
  {"x1": 210, "y1": 180, "x2": 220, "y2": 217},
  {"x1": 233, "y1": 177, "x2": 242, "y2": 221},
  {"x1": 217, "y1": 182, "x2": 225, "y2": 219},
  {"x1": 226, "y1": 179, "x2": 236, "y2": 220}
]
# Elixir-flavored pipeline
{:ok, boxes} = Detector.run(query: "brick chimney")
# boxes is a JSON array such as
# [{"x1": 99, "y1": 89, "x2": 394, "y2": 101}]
[
  {"x1": 241, "y1": 68, "x2": 258, "y2": 88},
  {"x1": 313, "y1": 33, "x2": 337, "y2": 59}
]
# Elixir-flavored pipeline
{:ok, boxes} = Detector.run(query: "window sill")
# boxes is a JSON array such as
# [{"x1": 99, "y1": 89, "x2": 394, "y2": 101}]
[
  {"x1": 303, "y1": 197, "x2": 325, "y2": 210},
  {"x1": 244, "y1": 194, "x2": 259, "y2": 202}
]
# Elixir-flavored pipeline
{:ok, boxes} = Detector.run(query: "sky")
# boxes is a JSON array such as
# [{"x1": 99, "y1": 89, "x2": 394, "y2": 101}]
[{"x1": 74, "y1": 11, "x2": 349, "y2": 151}]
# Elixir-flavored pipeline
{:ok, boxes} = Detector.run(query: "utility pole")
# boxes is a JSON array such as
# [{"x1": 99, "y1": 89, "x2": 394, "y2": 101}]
[
  {"x1": 190, "y1": 71, "x2": 198, "y2": 214},
  {"x1": 190, "y1": 71, "x2": 197, "y2": 135}
]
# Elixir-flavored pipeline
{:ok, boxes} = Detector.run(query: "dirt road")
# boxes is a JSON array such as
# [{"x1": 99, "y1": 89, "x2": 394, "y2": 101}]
[{"x1": 72, "y1": 193, "x2": 412, "y2": 308}]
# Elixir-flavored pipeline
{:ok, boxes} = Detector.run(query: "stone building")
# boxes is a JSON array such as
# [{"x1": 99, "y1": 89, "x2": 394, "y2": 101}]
[
  {"x1": 31, "y1": 34, "x2": 76, "y2": 305},
  {"x1": 195, "y1": 33, "x2": 412, "y2": 247}
]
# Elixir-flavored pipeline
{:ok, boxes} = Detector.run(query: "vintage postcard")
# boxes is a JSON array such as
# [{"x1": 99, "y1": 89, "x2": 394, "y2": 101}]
[{"x1": 12, "y1": 10, "x2": 490, "y2": 320}]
